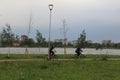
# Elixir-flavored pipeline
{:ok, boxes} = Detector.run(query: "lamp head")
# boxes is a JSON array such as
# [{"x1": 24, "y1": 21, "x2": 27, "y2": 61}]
[{"x1": 49, "y1": 4, "x2": 53, "y2": 11}]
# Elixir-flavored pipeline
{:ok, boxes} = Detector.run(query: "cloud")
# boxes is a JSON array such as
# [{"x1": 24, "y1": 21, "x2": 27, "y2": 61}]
[{"x1": 0, "y1": 0, "x2": 120, "y2": 42}]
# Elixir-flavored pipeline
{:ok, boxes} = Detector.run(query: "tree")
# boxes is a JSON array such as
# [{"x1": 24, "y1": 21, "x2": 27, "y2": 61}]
[
  {"x1": 1, "y1": 24, "x2": 19, "y2": 47},
  {"x1": 36, "y1": 30, "x2": 45, "y2": 47},
  {"x1": 26, "y1": 38, "x2": 35, "y2": 47},
  {"x1": 20, "y1": 38, "x2": 35, "y2": 47},
  {"x1": 77, "y1": 29, "x2": 86, "y2": 48}
]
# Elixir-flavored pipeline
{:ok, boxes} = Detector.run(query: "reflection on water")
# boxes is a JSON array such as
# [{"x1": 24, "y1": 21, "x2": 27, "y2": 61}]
[{"x1": 0, "y1": 48, "x2": 120, "y2": 55}]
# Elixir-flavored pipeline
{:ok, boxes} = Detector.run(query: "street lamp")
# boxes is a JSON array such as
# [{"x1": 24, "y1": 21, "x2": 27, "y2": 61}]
[
  {"x1": 48, "y1": 4, "x2": 54, "y2": 59},
  {"x1": 0, "y1": 33, "x2": 1, "y2": 47}
]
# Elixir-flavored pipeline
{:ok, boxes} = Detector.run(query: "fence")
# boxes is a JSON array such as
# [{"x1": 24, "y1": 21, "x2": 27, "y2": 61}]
[{"x1": 0, "y1": 47, "x2": 120, "y2": 55}]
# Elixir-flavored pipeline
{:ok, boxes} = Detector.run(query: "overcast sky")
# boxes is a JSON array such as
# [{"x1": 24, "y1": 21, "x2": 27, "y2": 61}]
[{"x1": 0, "y1": 0, "x2": 120, "y2": 43}]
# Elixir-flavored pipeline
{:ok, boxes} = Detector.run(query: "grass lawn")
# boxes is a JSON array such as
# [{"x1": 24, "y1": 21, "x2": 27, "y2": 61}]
[
  {"x1": 0, "y1": 60, "x2": 120, "y2": 80},
  {"x1": 0, "y1": 54, "x2": 120, "y2": 59}
]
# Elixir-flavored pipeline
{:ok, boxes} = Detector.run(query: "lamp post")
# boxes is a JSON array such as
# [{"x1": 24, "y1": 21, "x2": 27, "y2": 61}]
[
  {"x1": 48, "y1": 4, "x2": 53, "y2": 59},
  {"x1": 0, "y1": 33, "x2": 1, "y2": 47}
]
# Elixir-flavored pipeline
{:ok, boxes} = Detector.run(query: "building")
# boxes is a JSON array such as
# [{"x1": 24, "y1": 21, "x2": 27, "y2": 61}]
[
  {"x1": 54, "y1": 38, "x2": 68, "y2": 45},
  {"x1": 86, "y1": 40, "x2": 93, "y2": 43},
  {"x1": 54, "y1": 39, "x2": 63, "y2": 43},
  {"x1": 102, "y1": 40, "x2": 111, "y2": 45},
  {"x1": 12, "y1": 40, "x2": 20, "y2": 46},
  {"x1": 69, "y1": 40, "x2": 93, "y2": 46},
  {"x1": 21, "y1": 35, "x2": 28, "y2": 41},
  {"x1": 69, "y1": 40, "x2": 77, "y2": 46}
]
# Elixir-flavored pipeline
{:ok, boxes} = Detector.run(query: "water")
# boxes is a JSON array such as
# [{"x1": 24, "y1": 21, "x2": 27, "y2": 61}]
[{"x1": 0, "y1": 47, "x2": 120, "y2": 55}]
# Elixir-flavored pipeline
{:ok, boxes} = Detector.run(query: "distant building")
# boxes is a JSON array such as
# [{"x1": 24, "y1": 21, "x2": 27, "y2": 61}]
[
  {"x1": 54, "y1": 39, "x2": 63, "y2": 43},
  {"x1": 69, "y1": 40, "x2": 78, "y2": 46},
  {"x1": 54, "y1": 38, "x2": 68, "y2": 45},
  {"x1": 102, "y1": 40, "x2": 111, "y2": 45},
  {"x1": 12, "y1": 40, "x2": 20, "y2": 47},
  {"x1": 69, "y1": 40, "x2": 93, "y2": 46},
  {"x1": 86, "y1": 40, "x2": 93, "y2": 43},
  {"x1": 21, "y1": 35, "x2": 28, "y2": 41}
]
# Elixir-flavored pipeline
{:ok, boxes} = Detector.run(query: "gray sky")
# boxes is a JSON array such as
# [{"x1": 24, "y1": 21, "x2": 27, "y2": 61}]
[{"x1": 0, "y1": 0, "x2": 120, "y2": 43}]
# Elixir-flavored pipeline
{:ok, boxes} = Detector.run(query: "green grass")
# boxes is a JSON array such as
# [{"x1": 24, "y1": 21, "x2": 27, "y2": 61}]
[
  {"x1": 0, "y1": 60, "x2": 120, "y2": 80},
  {"x1": 0, "y1": 54, "x2": 120, "y2": 60},
  {"x1": 0, "y1": 54, "x2": 46, "y2": 59}
]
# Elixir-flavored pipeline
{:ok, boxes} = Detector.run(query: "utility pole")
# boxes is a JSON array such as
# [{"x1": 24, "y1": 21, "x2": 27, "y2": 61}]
[
  {"x1": 25, "y1": 12, "x2": 32, "y2": 57},
  {"x1": 63, "y1": 19, "x2": 67, "y2": 55},
  {"x1": 28, "y1": 11, "x2": 32, "y2": 38},
  {"x1": 0, "y1": 33, "x2": 1, "y2": 47}
]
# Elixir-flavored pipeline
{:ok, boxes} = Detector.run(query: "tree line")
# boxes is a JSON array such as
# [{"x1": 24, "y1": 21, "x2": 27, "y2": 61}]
[{"x1": 0, "y1": 25, "x2": 120, "y2": 49}]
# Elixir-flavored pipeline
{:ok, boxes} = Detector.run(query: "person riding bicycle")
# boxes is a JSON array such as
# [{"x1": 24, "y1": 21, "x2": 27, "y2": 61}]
[
  {"x1": 49, "y1": 45, "x2": 56, "y2": 56},
  {"x1": 75, "y1": 46, "x2": 83, "y2": 56}
]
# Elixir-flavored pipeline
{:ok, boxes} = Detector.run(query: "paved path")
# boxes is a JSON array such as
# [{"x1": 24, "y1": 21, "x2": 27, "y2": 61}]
[
  {"x1": 0, "y1": 58, "x2": 120, "y2": 62},
  {"x1": 0, "y1": 59, "x2": 44, "y2": 62}
]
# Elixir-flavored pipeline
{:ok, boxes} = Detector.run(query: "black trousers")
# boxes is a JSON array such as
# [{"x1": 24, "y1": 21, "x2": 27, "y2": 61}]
[
  {"x1": 50, "y1": 51, "x2": 55, "y2": 56},
  {"x1": 76, "y1": 52, "x2": 81, "y2": 56}
]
